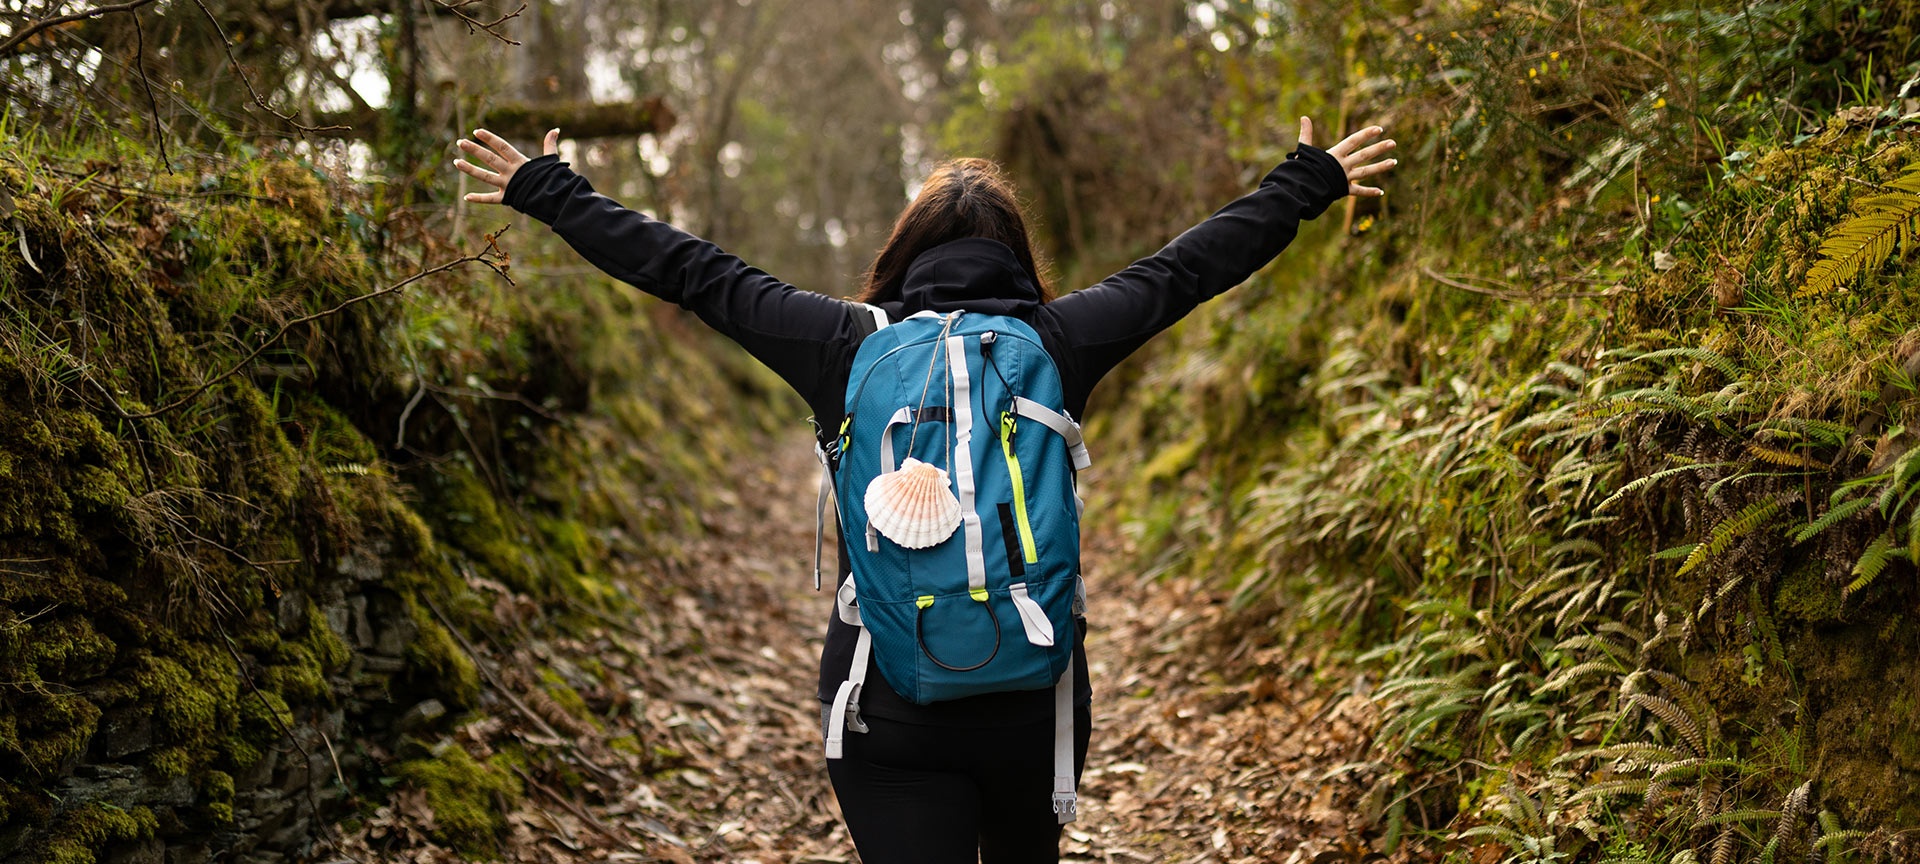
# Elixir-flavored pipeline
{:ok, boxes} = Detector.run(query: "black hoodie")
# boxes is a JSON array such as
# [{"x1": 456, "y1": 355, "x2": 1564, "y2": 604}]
[{"x1": 504, "y1": 144, "x2": 1349, "y2": 725}]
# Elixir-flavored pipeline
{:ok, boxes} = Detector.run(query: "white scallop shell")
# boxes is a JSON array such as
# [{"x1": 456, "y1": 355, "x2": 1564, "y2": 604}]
[{"x1": 864, "y1": 458, "x2": 962, "y2": 549}]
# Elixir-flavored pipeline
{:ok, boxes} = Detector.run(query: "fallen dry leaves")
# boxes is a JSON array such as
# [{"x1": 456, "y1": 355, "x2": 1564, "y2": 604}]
[{"x1": 330, "y1": 438, "x2": 1400, "y2": 863}]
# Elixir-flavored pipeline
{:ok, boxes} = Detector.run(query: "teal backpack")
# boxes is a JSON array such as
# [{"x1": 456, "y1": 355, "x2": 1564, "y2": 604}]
[{"x1": 813, "y1": 305, "x2": 1091, "y2": 823}]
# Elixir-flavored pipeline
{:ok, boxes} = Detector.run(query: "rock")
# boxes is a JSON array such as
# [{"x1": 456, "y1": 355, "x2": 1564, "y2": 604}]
[
  {"x1": 346, "y1": 596, "x2": 373, "y2": 650},
  {"x1": 103, "y1": 838, "x2": 164, "y2": 864},
  {"x1": 395, "y1": 699, "x2": 446, "y2": 734},
  {"x1": 164, "y1": 843, "x2": 210, "y2": 864},
  {"x1": 274, "y1": 590, "x2": 307, "y2": 636},
  {"x1": 92, "y1": 708, "x2": 155, "y2": 759}
]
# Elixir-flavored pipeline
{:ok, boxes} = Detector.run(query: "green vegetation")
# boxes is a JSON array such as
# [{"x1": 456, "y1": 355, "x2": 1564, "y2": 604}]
[
  {"x1": 0, "y1": 115, "x2": 783, "y2": 861},
  {"x1": 977, "y1": 0, "x2": 1920, "y2": 859}
]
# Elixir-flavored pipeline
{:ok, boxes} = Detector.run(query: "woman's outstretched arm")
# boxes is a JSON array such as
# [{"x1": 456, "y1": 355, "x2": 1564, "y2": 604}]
[
  {"x1": 455, "y1": 129, "x2": 864, "y2": 410},
  {"x1": 1039, "y1": 119, "x2": 1396, "y2": 401}
]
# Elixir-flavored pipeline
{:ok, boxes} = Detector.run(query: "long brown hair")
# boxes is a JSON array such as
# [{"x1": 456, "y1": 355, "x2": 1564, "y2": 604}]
[{"x1": 856, "y1": 158, "x2": 1053, "y2": 304}]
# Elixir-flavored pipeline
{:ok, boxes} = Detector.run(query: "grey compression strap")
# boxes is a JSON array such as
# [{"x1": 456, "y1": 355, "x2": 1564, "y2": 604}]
[
  {"x1": 1053, "y1": 670, "x2": 1077, "y2": 823},
  {"x1": 1010, "y1": 396, "x2": 1091, "y2": 472}
]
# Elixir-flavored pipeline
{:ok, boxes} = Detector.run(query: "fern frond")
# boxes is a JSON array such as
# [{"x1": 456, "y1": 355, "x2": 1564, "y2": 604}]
[
  {"x1": 1773, "y1": 781, "x2": 1812, "y2": 850},
  {"x1": 1631, "y1": 693, "x2": 1708, "y2": 756},
  {"x1": 1803, "y1": 171, "x2": 1920, "y2": 295},
  {"x1": 1678, "y1": 494, "x2": 1792, "y2": 577},
  {"x1": 1712, "y1": 825, "x2": 1737, "y2": 864},
  {"x1": 1631, "y1": 347, "x2": 1741, "y2": 379},
  {"x1": 1752, "y1": 416, "x2": 1854, "y2": 446},
  {"x1": 1541, "y1": 660, "x2": 1628, "y2": 693},
  {"x1": 1845, "y1": 535, "x2": 1899, "y2": 597},
  {"x1": 1792, "y1": 496, "x2": 1877, "y2": 544},
  {"x1": 1567, "y1": 778, "x2": 1652, "y2": 803},
  {"x1": 1815, "y1": 829, "x2": 1869, "y2": 852},
  {"x1": 1597, "y1": 461, "x2": 1731, "y2": 512},
  {"x1": 1700, "y1": 808, "x2": 1784, "y2": 826},
  {"x1": 1747, "y1": 442, "x2": 1823, "y2": 469},
  {"x1": 1580, "y1": 742, "x2": 1688, "y2": 765}
]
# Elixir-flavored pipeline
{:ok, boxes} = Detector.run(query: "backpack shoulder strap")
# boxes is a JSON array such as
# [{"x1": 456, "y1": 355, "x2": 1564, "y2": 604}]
[{"x1": 850, "y1": 302, "x2": 891, "y2": 338}]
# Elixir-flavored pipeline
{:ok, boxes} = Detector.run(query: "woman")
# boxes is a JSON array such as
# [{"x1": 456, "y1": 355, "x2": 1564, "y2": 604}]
[{"x1": 455, "y1": 118, "x2": 1394, "y2": 863}]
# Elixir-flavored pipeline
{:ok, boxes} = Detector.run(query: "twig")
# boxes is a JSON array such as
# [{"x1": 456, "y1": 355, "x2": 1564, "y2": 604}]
[
  {"x1": 434, "y1": 0, "x2": 527, "y2": 45},
  {"x1": 508, "y1": 764, "x2": 664, "y2": 858},
  {"x1": 128, "y1": 5, "x2": 171, "y2": 172},
  {"x1": 186, "y1": 0, "x2": 349, "y2": 135},
  {"x1": 118, "y1": 227, "x2": 516, "y2": 420},
  {"x1": 1421, "y1": 265, "x2": 1618, "y2": 302},
  {"x1": 0, "y1": 0, "x2": 157, "y2": 56},
  {"x1": 394, "y1": 380, "x2": 428, "y2": 449},
  {"x1": 420, "y1": 593, "x2": 624, "y2": 788},
  {"x1": 218, "y1": 628, "x2": 366, "y2": 864}
]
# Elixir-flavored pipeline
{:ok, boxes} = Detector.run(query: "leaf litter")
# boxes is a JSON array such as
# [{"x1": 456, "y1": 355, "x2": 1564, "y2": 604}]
[{"x1": 333, "y1": 438, "x2": 1393, "y2": 863}]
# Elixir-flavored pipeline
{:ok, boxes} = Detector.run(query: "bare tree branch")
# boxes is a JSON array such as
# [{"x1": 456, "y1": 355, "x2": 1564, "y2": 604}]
[
  {"x1": 116, "y1": 226, "x2": 518, "y2": 421},
  {"x1": 0, "y1": 0, "x2": 157, "y2": 56},
  {"x1": 129, "y1": 7, "x2": 172, "y2": 172},
  {"x1": 435, "y1": 0, "x2": 526, "y2": 45},
  {"x1": 187, "y1": 0, "x2": 350, "y2": 135}
]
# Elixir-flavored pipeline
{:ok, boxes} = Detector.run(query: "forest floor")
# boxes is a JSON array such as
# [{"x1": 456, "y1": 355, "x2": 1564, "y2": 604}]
[{"x1": 334, "y1": 436, "x2": 1387, "y2": 864}]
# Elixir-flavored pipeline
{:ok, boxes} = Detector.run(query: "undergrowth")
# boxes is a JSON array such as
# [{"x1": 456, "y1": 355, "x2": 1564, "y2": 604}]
[
  {"x1": 0, "y1": 116, "x2": 783, "y2": 861},
  {"x1": 1056, "y1": 0, "x2": 1920, "y2": 860}
]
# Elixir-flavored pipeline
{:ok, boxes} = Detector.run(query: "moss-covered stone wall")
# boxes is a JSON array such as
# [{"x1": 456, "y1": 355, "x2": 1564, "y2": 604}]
[{"x1": 0, "y1": 132, "x2": 782, "y2": 863}]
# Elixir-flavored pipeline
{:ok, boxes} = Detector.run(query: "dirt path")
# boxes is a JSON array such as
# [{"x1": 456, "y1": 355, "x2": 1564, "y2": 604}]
[{"x1": 341, "y1": 436, "x2": 1383, "y2": 863}]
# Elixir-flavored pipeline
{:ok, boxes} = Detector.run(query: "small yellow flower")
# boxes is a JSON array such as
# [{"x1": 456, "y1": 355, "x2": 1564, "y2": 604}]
[
  {"x1": 1650, "y1": 194, "x2": 1662, "y2": 204},
  {"x1": 1550, "y1": 50, "x2": 1561, "y2": 60},
  {"x1": 1529, "y1": 68, "x2": 1538, "y2": 78},
  {"x1": 1655, "y1": 97, "x2": 1667, "y2": 108},
  {"x1": 1414, "y1": 32, "x2": 1424, "y2": 41},
  {"x1": 1450, "y1": 31, "x2": 1460, "y2": 38}
]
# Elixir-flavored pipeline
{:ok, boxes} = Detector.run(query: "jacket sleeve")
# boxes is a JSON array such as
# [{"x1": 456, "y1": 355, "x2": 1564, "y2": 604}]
[
  {"x1": 503, "y1": 154, "x2": 859, "y2": 409},
  {"x1": 1040, "y1": 143, "x2": 1349, "y2": 397}
]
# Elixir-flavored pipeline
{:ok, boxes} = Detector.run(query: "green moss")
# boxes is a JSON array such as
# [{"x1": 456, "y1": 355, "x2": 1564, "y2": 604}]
[
  {"x1": 392, "y1": 744, "x2": 522, "y2": 856},
  {"x1": 536, "y1": 668, "x2": 599, "y2": 731},
  {"x1": 402, "y1": 598, "x2": 481, "y2": 711},
  {"x1": 41, "y1": 803, "x2": 157, "y2": 864},
  {"x1": 199, "y1": 770, "x2": 235, "y2": 824},
  {"x1": 421, "y1": 461, "x2": 539, "y2": 594}
]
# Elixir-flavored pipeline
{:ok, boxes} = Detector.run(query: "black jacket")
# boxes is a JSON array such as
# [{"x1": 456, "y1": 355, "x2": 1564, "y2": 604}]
[{"x1": 505, "y1": 145, "x2": 1349, "y2": 724}]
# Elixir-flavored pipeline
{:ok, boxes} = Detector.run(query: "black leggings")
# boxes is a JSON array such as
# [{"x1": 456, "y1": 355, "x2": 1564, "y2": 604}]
[{"x1": 826, "y1": 706, "x2": 1093, "y2": 864}]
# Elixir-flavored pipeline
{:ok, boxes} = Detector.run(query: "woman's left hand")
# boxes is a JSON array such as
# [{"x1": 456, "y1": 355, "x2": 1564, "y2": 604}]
[
  {"x1": 454, "y1": 128, "x2": 561, "y2": 204},
  {"x1": 1299, "y1": 117, "x2": 1397, "y2": 198}
]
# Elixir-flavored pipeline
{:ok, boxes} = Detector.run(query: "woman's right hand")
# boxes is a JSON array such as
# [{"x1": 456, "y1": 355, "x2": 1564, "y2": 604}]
[{"x1": 454, "y1": 128, "x2": 561, "y2": 204}]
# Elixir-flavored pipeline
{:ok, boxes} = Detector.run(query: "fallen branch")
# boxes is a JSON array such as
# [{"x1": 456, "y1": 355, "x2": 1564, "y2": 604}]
[
  {"x1": 0, "y1": 0, "x2": 156, "y2": 56},
  {"x1": 118, "y1": 226, "x2": 516, "y2": 420},
  {"x1": 1420, "y1": 265, "x2": 1619, "y2": 302}
]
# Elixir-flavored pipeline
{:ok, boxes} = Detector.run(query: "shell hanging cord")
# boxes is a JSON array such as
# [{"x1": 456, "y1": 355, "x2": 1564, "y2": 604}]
[{"x1": 903, "y1": 312, "x2": 959, "y2": 464}]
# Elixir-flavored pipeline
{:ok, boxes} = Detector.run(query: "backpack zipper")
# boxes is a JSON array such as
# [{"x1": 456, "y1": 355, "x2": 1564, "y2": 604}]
[{"x1": 999, "y1": 411, "x2": 1039, "y2": 564}]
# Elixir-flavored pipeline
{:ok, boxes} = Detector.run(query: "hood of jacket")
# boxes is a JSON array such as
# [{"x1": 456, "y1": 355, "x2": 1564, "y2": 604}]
[{"x1": 889, "y1": 237, "x2": 1042, "y2": 319}]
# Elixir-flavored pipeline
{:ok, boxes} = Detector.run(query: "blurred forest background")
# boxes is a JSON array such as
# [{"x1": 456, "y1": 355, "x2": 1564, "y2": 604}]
[{"x1": 3, "y1": 0, "x2": 1919, "y2": 862}]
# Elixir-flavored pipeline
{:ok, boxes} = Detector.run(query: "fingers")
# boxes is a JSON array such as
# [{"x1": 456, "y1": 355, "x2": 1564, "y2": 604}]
[
  {"x1": 472, "y1": 128, "x2": 528, "y2": 165},
  {"x1": 1347, "y1": 138, "x2": 1397, "y2": 167},
  {"x1": 456, "y1": 137, "x2": 510, "y2": 173},
  {"x1": 1327, "y1": 125, "x2": 1385, "y2": 159},
  {"x1": 543, "y1": 128, "x2": 560, "y2": 156},
  {"x1": 1348, "y1": 159, "x2": 1397, "y2": 182},
  {"x1": 464, "y1": 189, "x2": 505, "y2": 204},
  {"x1": 1298, "y1": 116, "x2": 1313, "y2": 149},
  {"x1": 453, "y1": 155, "x2": 505, "y2": 188},
  {"x1": 1349, "y1": 183, "x2": 1385, "y2": 198}
]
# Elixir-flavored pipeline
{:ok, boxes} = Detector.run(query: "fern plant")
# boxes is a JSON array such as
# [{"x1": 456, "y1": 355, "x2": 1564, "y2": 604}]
[{"x1": 1802, "y1": 164, "x2": 1920, "y2": 296}]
